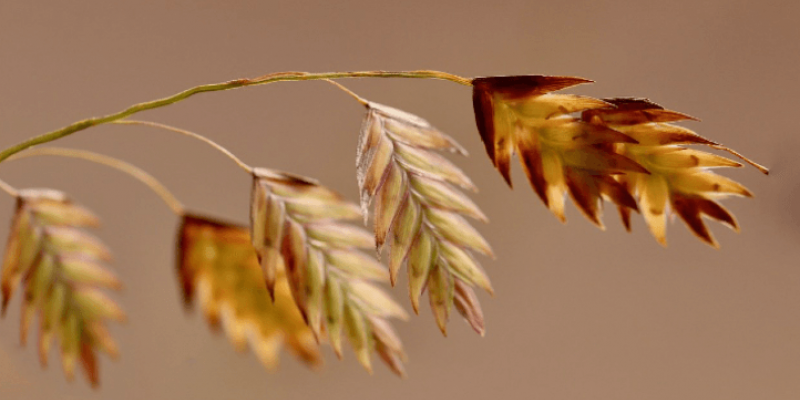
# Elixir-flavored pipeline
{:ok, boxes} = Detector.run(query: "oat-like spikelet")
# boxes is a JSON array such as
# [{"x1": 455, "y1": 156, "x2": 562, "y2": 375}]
[
  {"x1": 472, "y1": 76, "x2": 644, "y2": 227},
  {"x1": 1, "y1": 189, "x2": 123, "y2": 388},
  {"x1": 177, "y1": 214, "x2": 322, "y2": 369},
  {"x1": 582, "y1": 98, "x2": 767, "y2": 247},
  {"x1": 250, "y1": 168, "x2": 408, "y2": 376},
  {"x1": 357, "y1": 101, "x2": 492, "y2": 336}
]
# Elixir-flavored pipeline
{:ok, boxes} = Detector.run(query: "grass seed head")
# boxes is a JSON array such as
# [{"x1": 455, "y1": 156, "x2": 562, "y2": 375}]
[
  {"x1": 177, "y1": 214, "x2": 322, "y2": 369},
  {"x1": 248, "y1": 170, "x2": 407, "y2": 375},
  {"x1": 1, "y1": 189, "x2": 122, "y2": 388},
  {"x1": 357, "y1": 101, "x2": 494, "y2": 336},
  {"x1": 582, "y1": 98, "x2": 759, "y2": 247},
  {"x1": 473, "y1": 75, "x2": 646, "y2": 227}
]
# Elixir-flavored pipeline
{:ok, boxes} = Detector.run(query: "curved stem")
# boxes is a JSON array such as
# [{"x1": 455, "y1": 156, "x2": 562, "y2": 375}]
[
  {"x1": 6, "y1": 148, "x2": 186, "y2": 215},
  {"x1": 0, "y1": 70, "x2": 471, "y2": 163},
  {"x1": 0, "y1": 178, "x2": 19, "y2": 198},
  {"x1": 111, "y1": 120, "x2": 254, "y2": 173}
]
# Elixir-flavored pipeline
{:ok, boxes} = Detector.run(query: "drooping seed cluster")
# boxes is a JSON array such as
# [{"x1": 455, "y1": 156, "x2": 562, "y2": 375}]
[
  {"x1": 177, "y1": 214, "x2": 322, "y2": 370},
  {"x1": 472, "y1": 75, "x2": 764, "y2": 246},
  {"x1": 250, "y1": 168, "x2": 408, "y2": 375},
  {"x1": 1, "y1": 189, "x2": 124, "y2": 387},
  {"x1": 357, "y1": 102, "x2": 493, "y2": 336},
  {"x1": 0, "y1": 72, "x2": 767, "y2": 390},
  {"x1": 582, "y1": 98, "x2": 756, "y2": 247}
]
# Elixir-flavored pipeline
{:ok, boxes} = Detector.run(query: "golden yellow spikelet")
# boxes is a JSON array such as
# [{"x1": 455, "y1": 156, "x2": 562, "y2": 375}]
[
  {"x1": 582, "y1": 98, "x2": 767, "y2": 247},
  {"x1": 472, "y1": 76, "x2": 643, "y2": 227},
  {"x1": 177, "y1": 214, "x2": 323, "y2": 369}
]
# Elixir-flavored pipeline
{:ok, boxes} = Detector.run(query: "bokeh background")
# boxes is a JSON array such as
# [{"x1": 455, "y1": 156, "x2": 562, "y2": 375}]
[{"x1": 0, "y1": 1, "x2": 798, "y2": 399}]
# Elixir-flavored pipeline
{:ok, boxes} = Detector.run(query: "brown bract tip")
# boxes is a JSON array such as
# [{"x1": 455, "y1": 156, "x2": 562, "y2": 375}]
[
  {"x1": 473, "y1": 75, "x2": 593, "y2": 98},
  {"x1": 472, "y1": 77, "x2": 652, "y2": 228},
  {"x1": 583, "y1": 98, "x2": 700, "y2": 124}
]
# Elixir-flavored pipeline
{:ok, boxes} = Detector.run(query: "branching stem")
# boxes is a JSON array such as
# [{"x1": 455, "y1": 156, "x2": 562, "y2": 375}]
[
  {"x1": 0, "y1": 178, "x2": 19, "y2": 198},
  {"x1": 6, "y1": 148, "x2": 186, "y2": 215},
  {"x1": 0, "y1": 70, "x2": 471, "y2": 163},
  {"x1": 112, "y1": 120, "x2": 254, "y2": 173},
  {"x1": 324, "y1": 80, "x2": 369, "y2": 106}
]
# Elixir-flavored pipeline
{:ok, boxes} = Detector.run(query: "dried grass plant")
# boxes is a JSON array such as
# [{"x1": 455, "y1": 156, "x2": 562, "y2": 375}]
[{"x1": 0, "y1": 70, "x2": 767, "y2": 387}]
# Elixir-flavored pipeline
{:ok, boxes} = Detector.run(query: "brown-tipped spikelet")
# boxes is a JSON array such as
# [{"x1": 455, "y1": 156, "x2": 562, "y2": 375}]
[
  {"x1": 177, "y1": 214, "x2": 322, "y2": 369},
  {"x1": 0, "y1": 189, "x2": 123, "y2": 388},
  {"x1": 472, "y1": 76, "x2": 644, "y2": 227},
  {"x1": 249, "y1": 168, "x2": 408, "y2": 376},
  {"x1": 357, "y1": 101, "x2": 492, "y2": 337},
  {"x1": 582, "y1": 98, "x2": 767, "y2": 247}
]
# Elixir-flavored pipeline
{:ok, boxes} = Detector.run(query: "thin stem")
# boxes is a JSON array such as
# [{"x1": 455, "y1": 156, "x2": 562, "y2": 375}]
[
  {"x1": 6, "y1": 148, "x2": 186, "y2": 215},
  {"x1": 0, "y1": 178, "x2": 19, "y2": 197},
  {"x1": 111, "y1": 120, "x2": 254, "y2": 173},
  {"x1": 0, "y1": 70, "x2": 471, "y2": 163},
  {"x1": 324, "y1": 79, "x2": 368, "y2": 106}
]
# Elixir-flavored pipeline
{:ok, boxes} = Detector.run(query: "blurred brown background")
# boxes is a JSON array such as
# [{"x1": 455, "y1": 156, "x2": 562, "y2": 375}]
[{"x1": 0, "y1": 0, "x2": 798, "y2": 399}]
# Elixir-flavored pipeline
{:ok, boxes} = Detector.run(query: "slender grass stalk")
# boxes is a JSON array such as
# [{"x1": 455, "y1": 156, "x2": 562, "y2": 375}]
[
  {"x1": 324, "y1": 79, "x2": 369, "y2": 106},
  {"x1": 0, "y1": 70, "x2": 471, "y2": 164},
  {"x1": 6, "y1": 148, "x2": 185, "y2": 215},
  {"x1": 112, "y1": 120, "x2": 254, "y2": 173},
  {"x1": 0, "y1": 178, "x2": 18, "y2": 197}
]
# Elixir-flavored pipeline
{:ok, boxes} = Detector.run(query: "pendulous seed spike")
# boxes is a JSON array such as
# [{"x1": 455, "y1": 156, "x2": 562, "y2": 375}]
[
  {"x1": 248, "y1": 169, "x2": 407, "y2": 375},
  {"x1": 356, "y1": 100, "x2": 493, "y2": 335},
  {"x1": 582, "y1": 98, "x2": 762, "y2": 247},
  {"x1": 473, "y1": 78, "x2": 764, "y2": 247},
  {"x1": 1, "y1": 189, "x2": 123, "y2": 387}
]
